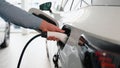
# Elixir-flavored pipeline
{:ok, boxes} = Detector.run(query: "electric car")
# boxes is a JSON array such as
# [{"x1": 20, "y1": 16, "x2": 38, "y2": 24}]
[
  {"x1": 30, "y1": 0, "x2": 120, "y2": 68},
  {"x1": 0, "y1": 17, "x2": 10, "y2": 48},
  {"x1": 57, "y1": 0, "x2": 120, "y2": 68}
]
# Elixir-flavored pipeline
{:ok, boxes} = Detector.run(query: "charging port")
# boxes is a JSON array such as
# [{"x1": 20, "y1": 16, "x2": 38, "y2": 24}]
[{"x1": 57, "y1": 25, "x2": 71, "y2": 49}]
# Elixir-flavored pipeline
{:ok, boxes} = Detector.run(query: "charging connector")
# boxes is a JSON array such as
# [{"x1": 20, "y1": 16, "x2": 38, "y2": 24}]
[
  {"x1": 47, "y1": 31, "x2": 68, "y2": 43},
  {"x1": 41, "y1": 31, "x2": 68, "y2": 43}
]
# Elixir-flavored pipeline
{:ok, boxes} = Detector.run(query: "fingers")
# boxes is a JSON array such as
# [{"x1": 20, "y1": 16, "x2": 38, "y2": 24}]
[
  {"x1": 42, "y1": 28, "x2": 47, "y2": 32},
  {"x1": 47, "y1": 36, "x2": 59, "y2": 41},
  {"x1": 40, "y1": 20, "x2": 65, "y2": 41},
  {"x1": 47, "y1": 22, "x2": 65, "y2": 32},
  {"x1": 40, "y1": 20, "x2": 65, "y2": 33},
  {"x1": 54, "y1": 27, "x2": 65, "y2": 33}
]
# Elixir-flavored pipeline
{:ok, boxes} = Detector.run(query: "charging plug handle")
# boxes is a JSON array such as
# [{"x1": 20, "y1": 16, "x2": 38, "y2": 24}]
[{"x1": 47, "y1": 31, "x2": 68, "y2": 43}]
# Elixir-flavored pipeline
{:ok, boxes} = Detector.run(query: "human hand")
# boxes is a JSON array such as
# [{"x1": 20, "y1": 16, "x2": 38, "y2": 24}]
[
  {"x1": 39, "y1": 20, "x2": 65, "y2": 41},
  {"x1": 47, "y1": 36, "x2": 59, "y2": 41},
  {"x1": 39, "y1": 20, "x2": 64, "y2": 32}
]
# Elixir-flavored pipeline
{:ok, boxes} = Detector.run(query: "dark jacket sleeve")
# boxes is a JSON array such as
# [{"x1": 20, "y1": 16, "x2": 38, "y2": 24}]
[{"x1": 0, "y1": 0, "x2": 42, "y2": 30}]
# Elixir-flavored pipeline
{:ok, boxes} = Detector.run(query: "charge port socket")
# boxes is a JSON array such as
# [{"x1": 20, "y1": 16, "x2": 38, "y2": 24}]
[{"x1": 57, "y1": 25, "x2": 71, "y2": 49}]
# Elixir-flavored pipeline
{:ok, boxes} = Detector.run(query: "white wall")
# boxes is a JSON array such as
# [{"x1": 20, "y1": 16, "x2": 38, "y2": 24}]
[{"x1": 92, "y1": 0, "x2": 120, "y2": 5}]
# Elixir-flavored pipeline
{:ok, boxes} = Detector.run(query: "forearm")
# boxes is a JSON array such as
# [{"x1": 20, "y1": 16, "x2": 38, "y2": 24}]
[{"x1": 0, "y1": 0, "x2": 42, "y2": 30}]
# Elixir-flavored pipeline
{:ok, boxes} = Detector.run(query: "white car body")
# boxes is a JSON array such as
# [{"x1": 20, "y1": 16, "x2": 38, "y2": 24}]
[
  {"x1": 49, "y1": 6, "x2": 120, "y2": 68},
  {"x1": 0, "y1": 17, "x2": 7, "y2": 44},
  {"x1": 0, "y1": 17, "x2": 10, "y2": 48},
  {"x1": 50, "y1": 3, "x2": 120, "y2": 68},
  {"x1": 72, "y1": 6, "x2": 120, "y2": 45},
  {"x1": 30, "y1": 0, "x2": 120, "y2": 67}
]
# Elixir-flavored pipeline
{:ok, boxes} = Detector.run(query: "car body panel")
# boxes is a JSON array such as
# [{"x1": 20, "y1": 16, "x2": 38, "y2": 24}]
[
  {"x1": 0, "y1": 17, "x2": 10, "y2": 48},
  {"x1": 72, "y1": 6, "x2": 120, "y2": 45},
  {"x1": 0, "y1": 17, "x2": 6, "y2": 45}
]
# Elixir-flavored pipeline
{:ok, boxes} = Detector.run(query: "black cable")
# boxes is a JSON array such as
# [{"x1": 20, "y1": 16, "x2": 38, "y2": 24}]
[
  {"x1": 17, "y1": 32, "x2": 47, "y2": 68},
  {"x1": 53, "y1": 48, "x2": 61, "y2": 68}
]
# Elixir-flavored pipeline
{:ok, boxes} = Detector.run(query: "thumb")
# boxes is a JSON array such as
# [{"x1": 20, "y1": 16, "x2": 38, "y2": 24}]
[{"x1": 42, "y1": 28, "x2": 47, "y2": 32}]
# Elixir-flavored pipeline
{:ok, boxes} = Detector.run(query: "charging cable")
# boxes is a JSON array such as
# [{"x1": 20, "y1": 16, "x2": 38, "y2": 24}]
[{"x1": 17, "y1": 31, "x2": 67, "y2": 68}]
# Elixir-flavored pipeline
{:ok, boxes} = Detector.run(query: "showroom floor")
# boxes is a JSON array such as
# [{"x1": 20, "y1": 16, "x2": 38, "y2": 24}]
[{"x1": 0, "y1": 31, "x2": 57, "y2": 68}]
